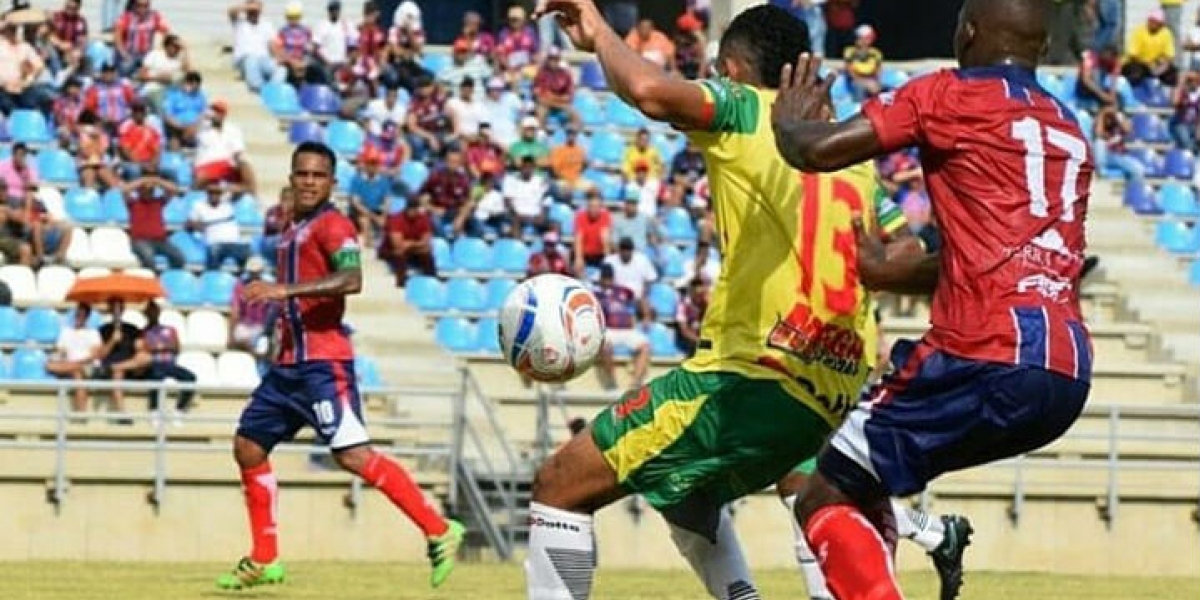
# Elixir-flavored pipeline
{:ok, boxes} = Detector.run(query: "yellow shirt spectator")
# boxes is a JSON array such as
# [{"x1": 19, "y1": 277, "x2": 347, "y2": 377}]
[
  {"x1": 621, "y1": 144, "x2": 663, "y2": 180},
  {"x1": 1129, "y1": 21, "x2": 1176, "y2": 65}
]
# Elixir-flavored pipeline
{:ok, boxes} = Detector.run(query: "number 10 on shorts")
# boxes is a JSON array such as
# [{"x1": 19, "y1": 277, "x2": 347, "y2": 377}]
[{"x1": 313, "y1": 400, "x2": 336, "y2": 426}]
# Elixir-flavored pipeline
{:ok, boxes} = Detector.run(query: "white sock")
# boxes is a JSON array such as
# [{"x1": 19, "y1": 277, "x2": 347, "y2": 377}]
[
  {"x1": 782, "y1": 494, "x2": 833, "y2": 600},
  {"x1": 526, "y1": 502, "x2": 596, "y2": 600},
  {"x1": 667, "y1": 504, "x2": 759, "y2": 600},
  {"x1": 891, "y1": 498, "x2": 945, "y2": 552}
]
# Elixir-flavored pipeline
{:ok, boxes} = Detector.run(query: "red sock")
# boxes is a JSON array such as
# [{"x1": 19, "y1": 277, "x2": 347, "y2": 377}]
[
  {"x1": 804, "y1": 504, "x2": 903, "y2": 600},
  {"x1": 360, "y1": 452, "x2": 448, "y2": 537},
  {"x1": 240, "y1": 462, "x2": 279, "y2": 564}
]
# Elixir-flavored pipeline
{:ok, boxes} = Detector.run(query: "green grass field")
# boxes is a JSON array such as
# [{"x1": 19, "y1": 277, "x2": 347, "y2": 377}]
[{"x1": 2, "y1": 562, "x2": 1196, "y2": 600}]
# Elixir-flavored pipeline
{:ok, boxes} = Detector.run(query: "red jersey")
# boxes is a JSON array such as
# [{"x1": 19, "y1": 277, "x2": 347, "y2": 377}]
[
  {"x1": 276, "y1": 203, "x2": 360, "y2": 364},
  {"x1": 861, "y1": 66, "x2": 1094, "y2": 381}
]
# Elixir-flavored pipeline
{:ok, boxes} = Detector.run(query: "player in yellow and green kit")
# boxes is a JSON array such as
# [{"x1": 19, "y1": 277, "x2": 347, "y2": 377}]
[{"x1": 525, "y1": 3, "x2": 878, "y2": 599}]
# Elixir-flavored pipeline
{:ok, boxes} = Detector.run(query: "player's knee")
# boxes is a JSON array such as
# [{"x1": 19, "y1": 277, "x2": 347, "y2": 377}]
[
  {"x1": 331, "y1": 445, "x2": 372, "y2": 474},
  {"x1": 232, "y1": 435, "x2": 268, "y2": 469}
]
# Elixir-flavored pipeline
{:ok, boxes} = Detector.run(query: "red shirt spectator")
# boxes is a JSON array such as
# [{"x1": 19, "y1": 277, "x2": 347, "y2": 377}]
[
  {"x1": 573, "y1": 196, "x2": 612, "y2": 263},
  {"x1": 263, "y1": 203, "x2": 288, "y2": 236},
  {"x1": 464, "y1": 133, "x2": 505, "y2": 177},
  {"x1": 534, "y1": 56, "x2": 574, "y2": 99},
  {"x1": 408, "y1": 85, "x2": 449, "y2": 135},
  {"x1": 460, "y1": 11, "x2": 494, "y2": 57},
  {"x1": 359, "y1": 22, "x2": 387, "y2": 60},
  {"x1": 84, "y1": 74, "x2": 137, "y2": 126},
  {"x1": 419, "y1": 156, "x2": 472, "y2": 211},
  {"x1": 527, "y1": 232, "x2": 571, "y2": 276},
  {"x1": 385, "y1": 205, "x2": 433, "y2": 244},
  {"x1": 52, "y1": 82, "x2": 85, "y2": 136},
  {"x1": 115, "y1": 6, "x2": 169, "y2": 56},
  {"x1": 126, "y1": 186, "x2": 169, "y2": 242},
  {"x1": 276, "y1": 23, "x2": 312, "y2": 62},
  {"x1": 51, "y1": 3, "x2": 88, "y2": 49},
  {"x1": 118, "y1": 108, "x2": 162, "y2": 164}
]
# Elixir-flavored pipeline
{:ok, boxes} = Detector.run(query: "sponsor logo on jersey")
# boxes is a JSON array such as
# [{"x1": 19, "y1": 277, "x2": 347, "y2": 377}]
[
  {"x1": 765, "y1": 305, "x2": 864, "y2": 376},
  {"x1": 1017, "y1": 273, "x2": 1073, "y2": 302}
]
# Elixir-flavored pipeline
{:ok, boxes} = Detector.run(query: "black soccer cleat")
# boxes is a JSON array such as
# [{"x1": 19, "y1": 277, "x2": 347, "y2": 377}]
[{"x1": 928, "y1": 514, "x2": 973, "y2": 600}]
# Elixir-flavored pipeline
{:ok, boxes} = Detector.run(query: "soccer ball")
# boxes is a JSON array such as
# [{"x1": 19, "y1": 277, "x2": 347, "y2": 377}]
[{"x1": 498, "y1": 274, "x2": 606, "y2": 383}]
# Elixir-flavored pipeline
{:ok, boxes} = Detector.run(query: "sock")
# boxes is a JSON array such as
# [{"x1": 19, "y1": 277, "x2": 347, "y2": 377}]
[
  {"x1": 526, "y1": 502, "x2": 596, "y2": 600},
  {"x1": 668, "y1": 504, "x2": 759, "y2": 600},
  {"x1": 360, "y1": 451, "x2": 448, "y2": 537},
  {"x1": 240, "y1": 462, "x2": 279, "y2": 565},
  {"x1": 890, "y1": 499, "x2": 945, "y2": 552},
  {"x1": 783, "y1": 495, "x2": 833, "y2": 600},
  {"x1": 804, "y1": 504, "x2": 903, "y2": 600}
]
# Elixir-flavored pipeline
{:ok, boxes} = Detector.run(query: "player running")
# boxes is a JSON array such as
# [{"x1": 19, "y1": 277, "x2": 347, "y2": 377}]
[
  {"x1": 216, "y1": 141, "x2": 464, "y2": 590},
  {"x1": 526, "y1": 3, "x2": 879, "y2": 599},
  {"x1": 771, "y1": 0, "x2": 1093, "y2": 598}
]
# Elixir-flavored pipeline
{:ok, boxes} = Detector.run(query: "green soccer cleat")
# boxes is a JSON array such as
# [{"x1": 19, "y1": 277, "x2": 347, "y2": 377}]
[
  {"x1": 427, "y1": 519, "x2": 466, "y2": 588},
  {"x1": 215, "y1": 556, "x2": 286, "y2": 590},
  {"x1": 928, "y1": 515, "x2": 973, "y2": 600}
]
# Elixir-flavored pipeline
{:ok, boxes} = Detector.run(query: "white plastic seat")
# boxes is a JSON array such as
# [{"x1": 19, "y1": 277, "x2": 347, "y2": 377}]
[
  {"x1": 119, "y1": 309, "x2": 146, "y2": 330},
  {"x1": 64, "y1": 227, "x2": 92, "y2": 267},
  {"x1": 35, "y1": 265, "x2": 76, "y2": 303},
  {"x1": 216, "y1": 350, "x2": 260, "y2": 388},
  {"x1": 158, "y1": 309, "x2": 187, "y2": 344},
  {"x1": 37, "y1": 186, "x2": 67, "y2": 221},
  {"x1": 76, "y1": 266, "x2": 112, "y2": 279},
  {"x1": 122, "y1": 267, "x2": 156, "y2": 279},
  {"x1": 0, "y1": 265, "x2": 38, "y2": 306},
  {"x1": 176, "y1": 350, "x2": 219, "y2": 386},
  {"x1": 185, "y1": 309, "x2": 230, "y2": 352},
  {"x1": 89, "y1": 227, "x2": 138, "y2": 268}
]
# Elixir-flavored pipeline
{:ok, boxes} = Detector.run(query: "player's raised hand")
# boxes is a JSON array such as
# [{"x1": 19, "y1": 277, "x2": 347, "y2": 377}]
[
  {"x1": 241, "y1": 281, "x2": 290, "y2": 304},
  {"x1": 772, "y1": 53, "x2": 837, "y2": 129},
  {"x1": 534, "y1": 0, "x2": 604, "y2": 52}
]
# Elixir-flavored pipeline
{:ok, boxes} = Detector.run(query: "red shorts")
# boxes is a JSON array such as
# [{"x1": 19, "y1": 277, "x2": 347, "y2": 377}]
[{"x1": 195, "y1": 161, "x2": 239, "y2": 183}]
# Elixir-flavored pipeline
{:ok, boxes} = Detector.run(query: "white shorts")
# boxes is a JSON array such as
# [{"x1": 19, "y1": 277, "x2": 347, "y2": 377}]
[{"x1": 605, "y1": 328, "x2": 648, "y2": 352}]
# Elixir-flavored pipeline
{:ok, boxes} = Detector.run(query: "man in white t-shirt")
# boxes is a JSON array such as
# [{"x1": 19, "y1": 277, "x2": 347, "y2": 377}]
[
  {"x1": 362, "y1": 84, "x2": 408, "y2": 136},
  {"x1": 445, "y1": 77, "x2": 487, "y2": 140},
  {"x1": 46, "y1": 303, "x2": 103, "y2": 415},
  {"x1": 312, "y1": 0, "x2": 354, "y2": 75},
  {"x1": 477, "y1": 77, "x2": 522, "y2": 149},
  {"x1": 188, "y1": 184, "x2": 251, "y2": 271},
  {"x1": 227, "y1": 0, "x2": 281, "y2": 92},
  {"x1": 501, "y1": 156, "x2": 550, "y2": 233},
  {"x1": 602, "y1": 236, "x2": 658, "y2": 300},
  {"x1": 194, "y1": 102, "x2": 258, "y2": 196},
  {"x1": 137, "y1": 34, "x2": 190, "y2": 107}
]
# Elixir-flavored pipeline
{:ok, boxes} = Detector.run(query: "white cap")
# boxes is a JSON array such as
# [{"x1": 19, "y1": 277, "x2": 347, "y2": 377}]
[
  {"x1": 520, "y1": 116, "x2": 540, "y2": 129},
  {"x1": 245, "y1": 256, "x2": 266, "y2": 273}
]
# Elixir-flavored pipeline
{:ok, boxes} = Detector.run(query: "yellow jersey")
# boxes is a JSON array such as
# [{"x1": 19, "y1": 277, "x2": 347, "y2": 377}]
[{"x1": 681, "y1": 78, "x2": 879, "y2": 426}]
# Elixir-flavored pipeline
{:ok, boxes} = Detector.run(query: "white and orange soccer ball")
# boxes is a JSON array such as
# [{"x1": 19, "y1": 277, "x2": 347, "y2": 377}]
[{"x1": 498, "y1": 274, "x2": 606, "y2": 383}]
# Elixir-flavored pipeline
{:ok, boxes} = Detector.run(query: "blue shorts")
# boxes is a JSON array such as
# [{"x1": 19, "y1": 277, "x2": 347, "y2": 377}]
[
  {"x1": 236, "y1": 360, "x2": 369, "y2": 452},
  {"x1": 820, "y1": 339, "x2": 1090, "y2": 499}
]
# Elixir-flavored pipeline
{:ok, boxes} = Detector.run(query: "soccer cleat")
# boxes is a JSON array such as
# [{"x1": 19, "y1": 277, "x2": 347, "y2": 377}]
[
  {"x1": 928, "y1": 515, "x2": 973, "y2": 600},
  {"x1": 427, "y1": 519, "x2": 466, "y2": 588},
  {"x1": 215, "y1": 556, "x2": 286, "y2": 590}
]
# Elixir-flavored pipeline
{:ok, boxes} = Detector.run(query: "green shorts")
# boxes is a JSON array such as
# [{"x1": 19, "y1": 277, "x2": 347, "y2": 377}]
[{"x1": 591, "y1": 368, "x2": 832, "y2": 511}]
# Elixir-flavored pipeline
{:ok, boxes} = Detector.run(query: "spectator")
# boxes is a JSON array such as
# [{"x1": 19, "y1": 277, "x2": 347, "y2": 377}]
[
  {"x1": 404, "y1": 75, "x2": 450, "y2": 161},
  {"x1": 228, "y1": 0, "x2": 280, "y2": 92},
  {"x1": 391, "y1": 0, "x2": 423, "y2": 36},
  {"x1": 1093, "y1": 105, "x2": 1146, "y2": 189},
  {"x1": 439, "y1": 38, "x2": 493, "y2": 93},
  {"x1": 113, "y1": 0, "x2": 170, "y2": 77},
  {"x1": 381, "y1": 41, "x2": 431, "y2": 93},
  {"x1": 610, "y1": 194, "x2": 658, "y2": 251},
  {"x1": 136, "y1": 33, "x2": 189, "y2": 110},
  {"x1": 49, "y1": 0, "x2": 88, "y2": 70},
  {"x1": 1075, "y1": 45, "x2": 1126, "y2": 110},
  {"x1": 272, "y1": 2, "x2": 323, "y2": 87},
  {"x1": 458, "y1": 11, "x2": 495, "y2": 58},
  {"x1": 478, "y1": 76, "x2": 522, "y2": 149},
  {"x1": 364, "y1": 121, "x2": 409, "y2": 184},
  {"x1": 95, "y1": 298, "x2": 141, "y2": 422},
  {"x1": 312, "y1": 0, "x2": 353, "y2": 79},
  {"x1": 333, "y1": 41, "x2": 379, "y2": 107},
  {"x1": 161, "y1": 71, "x2": 208, "y2": 148},
  {"x1": 496, "y1": 5, "x2": 539, "y2": 75},
  {"x1": 527, "y1": 231, "x2": 571, "y2": 277},
  {"x1": 0, "y1": 142, "x2": 37, "y2": 208},
  {"x1": 572, "y1": 190, "x2": 612, "y2": 274},
  {"x1": 46, "y1": 303, "x2": 102, "y2": 416},
  {"x1": 533, "y1": 46, "x2": 580, "y2": 128},
  {"x1": 676, "y1": 239, "x2": 720, "y2": 288},
  {"x1": 1164, "y1": 0, "x2": 1185, "y2": 52},
  {"x1": 0, "y1": 16, "x2": 52, "y2": 114},
  {"x1": 673, "y1": 12, "x2": 708, "y2": 80},
  {"x1": 899, "y1": 177, "x2": 933, "y2": 233},
  {"x1": 136, "y1": 300, "x2": 196, "y2": 419},
  {"x1": 1184, "y1": 8, "x2": 1200, "y2": 72},
  {"x1": 386, "y1": 0, "x2": 425, "y2": 58},
  {"x1": 508, "y1": 116, "x2": 550, "y2": 167},
  {"x1": 470, "y1": 169, "x2": 509, "y2": 234},
  {"x1": 117, "y1": 102, "x2": 163, "y2": 179},
  {"x1": 358, "y1": 2, "x2": 388, "y2": 64},
  {"x1": 592, "y1": 263, "x2": 650, "y2": 391},
  {"x1": 84, "y1": 61, "x2": 138, "y2": 134},
  {"x1": 603, "y1": 236, "x2": 658, "y2": 301},
  {"x1": 349, "y1": 149, "x2": 392, "y2": 247},
  {"x1": 621, "y1": 128, "x2": 663, "y2": 179},
  {"x1": 193, "y1": 100, "x2": 258, "y2": 195},
  {"x1": 624, "y1": 17, "x2": 675, "y2": 70},
  {"x1": 229, "y1": 256, "x2": 278, "y2": 363},
  {"x1": 260, "y1": 187, "x2": 292, "y2": 264},
  {"x1": 0, "y1": 206, "x2": 33, "y2": 265},
  {"x1": 124, "y1": 171, "x2": 184, "y2": 270},
  {"x1": 1124, "y1": 9, "x2": 1179, "y2": 87},
  {"x1": 0, "y1": 143, "x2": 72, "y2": 266},
  {"x1": 76, "y1": 110, "x2": 123, "y2": 190},
  {"x1": 445, "y1": 76, "x2": 486, "y2": 140},
  {"x1": 668, "y1": 139, "x2": 705, "y2": 209},
  {"x1": 362, "y1": 83, "x2": 407, "y2": 136},
  {"x1": 420, "y1": 147, "x2": 474, "y2": 236},
  {"x1": 674, "y1": 278, "x2": 709, "y2": 357},
  {"x1": 1172, "y1": 70, "x2": 1200, "y2": 150},
  {"x1": 844, "y1": 24, "x2": 883, "y2": 99},
  {"x1": 52, "y1": 77, "x2": 85, "y2": 141},
  {"x1": 1093, "y1": 0, "x2": 1121, "y2": 52},
  {"x1": 383, "y1": 196, "x2": 435, "y2": 287},
  {"x1": 549, "y1": 126, "x2": 588, "y2": 191},
  {"x1": 621, "y1": 162, "x2": 662, "y2": 218},
  {"x1": 464, "y1": 124, "x2": 506, "y2": 179},
  {"x1": 502, "y1": 155, "x2": 550, "y2": 234},
  {"x1": 188, "y1": 183, "x2": 251, "y2": 271}
]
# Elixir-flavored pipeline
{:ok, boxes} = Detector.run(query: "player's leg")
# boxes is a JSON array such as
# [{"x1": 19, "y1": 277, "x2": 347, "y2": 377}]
[
  {"x1": 666, "y1": 504, "x2": 759, "y2": 600},
  {"x1": 776, "y1": 463, "x2": 832, "y2": 600}
]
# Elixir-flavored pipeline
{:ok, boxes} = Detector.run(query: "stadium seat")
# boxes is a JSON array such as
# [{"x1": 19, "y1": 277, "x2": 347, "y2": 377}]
[
  {"x1": 647, "y1": 282, "x2": 679, "y2": 319},
  {"x1": 657, "y1": 244, "x2": 685, "y2": 279},
  {"x1": 63, "y1": 230, "x2": 93, "y2": 268},
  {"x1": 573, "y1": 93, "x2": 606, "y2": 127},
  {"x1": 1190, "y1": 260, "x2": 1200, "y2": 286},
  {"x1": 0, "y1": 306, "x2": 23, "y2": 343},
  {"x1": 476, "y1": 317, "x2": 501, "y2": 354},
  {"x1": 35, "y1": 265, "x2": 75, "y2": 303},
  {"x1": 64, "y1": 188, "x2": 104, "y2": 224},
  {"x1": 647, "y1": 322, "x2": 681, "y2": 358},
  {"x1": 11, "y1": 347, "x2": 48, "y2": 380},
  {"x1": 1130, "y1": 113, "x2": 1169, "y2": 144},
  {"x1": 1164, "y1": 149, "x2": 1196, "y2": 180},
  {"x1": 299, "y1": 84, "x2": 341, "y2": 115},
  {"x1": 651, "y1": 133, "x2": 684, "y2": 164},
  {"x1": 589, "y1": 130, "x2": 626, "y2": 166},
  {"x1": 89, "y1": 227, "x2": 138, "y2": 267},
  {"x1": 0, "y1": 265, "x2": 37, "y2": 305},
  {"x1": 434, "y1": 317, "x2": 478, "y2": 352},
  {"x1": 288, "y1": 120, "x2": 325, "y2": 144},
  {"x1": 880, "y1": 68, "x2": 910, "y2": 91},
  {"x1": 1123, "y1": 182, "x2": 1161, "y2": 215},
  {"x1": 161, "y1": 269, "x2": 202, "y2": 307},
  {"x1": 200, "y1": 271, "x2": 237, "y2": 306},
  {"x1": 326, "y1": 119, "x2": 365, "y2": 157},
  {"x1": 158, "y1": 308, "x2": 187, "y2": 343},
  {"x1": 162, "y1": 196, "x2": 192, "y2": 227},
  {"x1": 101, "y1": 188, "x2": 130, "y2": 224},
  {"x1": 1036, "y1": 72, "x2": 1063, "y2": 100},
  {"x1": 168, "y1": 230, "x2": 207, "y2": 267},
  {"x1": 8, "y1": 109, "x2": 51, "y2": 144},
  {"x1": 493, "y1": 238, "x2": 531, "y2": 274},
  {"x1": 1158, "y1": 183, "x2": 1200, "y2": 218},
  {"x1": 1128, "y1": 147, "x2": 1164, "y2": 178},
  {"x1": 335, "y1": 159, "x2": 355, "y2": 193},
  {"x1": 834, "y1": 100, "x2": 861, "y2": 121},
  {"x1": 355, "y1": 356, "x2": 384, "y2": 389},
  {"x1": 399, "y1": 160, "x2": 430, "y2": 192},
  {"x1": 217, "y1": 351, "x2": 261, "y2": 387},
  {"x1": 37, "y1": 149, "x2": 80, "y2": 186},
  {"x1": 177, "y1": 350, "x2": 219, "y2": 386},
  {"x1": 446, "y1": 278, "x2": 488, "y2": 312},
  {"x1": 420, "y1": 53, "x2": 451, "y2": 74},
  {"x1": 579, "y1": 60, "x2": 607, "y2": 90},
  {"x1": 547, "y1": 203, "x2": 575, "y2": 237},
  {"x1": 662, "y1": 207, "x2": 697, "y2": 242},
  {"x1": 85, "y1": 40, "x2": 114, "y2": 71},
  {"x1": 261, "y1": 81, "x2": 303, "y2": 117},
  {"x1": 1155, "y1": 221, "x2": 1200, "y2": 253},
  {"x1": 75, "y1": 267, "x2": 111, "y2": 280},
  {"x1": 186, "y1": 310, "x2": 229, "y2": 351},
  {"x1": 122, "y1": 267, "x2": 155, "y2": 279},
  {"x1": 451, "y1": 237, "x2": 494, "y2": 272},
  {"x1": 158, "y1": 151, "x2": 191, "y2": 187},
  {"x1": 1134, "y1": 80, "x2": 1171, "y2": 108},
  {"x1": 404, "y1": 275, "x2": 447, "y2": 311},
  {"x1": 485, "y1": 278, "x2": 517, "y2": 310},
  {"x1": 23, "y1": 307, "x2": 61, "y2": 344},
  {"x1": 0, "y1": 355, "x2": 10, "y2": 379},
  {"x1": 606, "y1": 96, "x2": 648, "y2": 129},
  {"x1": 36, "y1": 186, "x2": 67, "y2": 221},
  {"x1": 234, "y1": 195, "x2": 265, "y2": 227},
  {"x1": 431, "y1": 237, "x2": 453, "y2": 271},
  {"x1": 121, "y1": 309, "x2": 147, "y2": 330}
]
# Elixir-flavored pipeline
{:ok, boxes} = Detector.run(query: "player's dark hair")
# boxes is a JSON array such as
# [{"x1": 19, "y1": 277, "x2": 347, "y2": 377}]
[
  {"x1": 720, "y1": 4, "x2": 810, "y2": 89},
  {"x1": 292, "y1": 141, "x2": 337, "y2": 174}
]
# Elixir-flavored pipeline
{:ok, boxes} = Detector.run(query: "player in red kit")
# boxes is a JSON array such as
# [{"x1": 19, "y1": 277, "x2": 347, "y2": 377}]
[
  {"x1": 770, "y1": 0, "x2": 1092, "y2": 599},
  {"x1": 216, "y1": 141, "x2": 464, "y2": 591}
]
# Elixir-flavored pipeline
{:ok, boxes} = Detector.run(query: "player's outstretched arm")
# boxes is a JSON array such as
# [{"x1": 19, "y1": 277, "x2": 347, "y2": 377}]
[
  {"x1": 853, "y1": 218, "x2": 939, "y2": 295},
  {"x1": 535, "y1": 0, "x2": 709, "y2": 130},
  {"x1": 771, "y1": 54, "x2": 884, "y2": 172}
]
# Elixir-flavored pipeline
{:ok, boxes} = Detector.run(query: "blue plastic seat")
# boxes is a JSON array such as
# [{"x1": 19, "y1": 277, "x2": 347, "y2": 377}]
[
  {"x1": 1130, "y1": 113, "x2": 1167, "y2": 143},
  {"x1": 606, "y1": 97, "x2": 648, "y2": 129},
  {"x1": 647, "y1": 282, "x2": 679, "y2": 319},
  {"x1": 485, "y1": 278, "x2": 517, "y2": 310},
  {"x1": 235, "y1": 196, "x2": 265, "y2": 227},
  {"x1": 11, "y1": 347, "x2": 48, "y2": 380},
  {"x1": 547, "y1": 203, "x2": 575, "y2": 237},
  {"x1": 326, "y1": 119, "x2": 365, "y2": 157},
  {"x1": 451, "y1": 237, "x2": 494, "y2": 272},
  {"x1": 573, "y1": 93, "x2": 606, "y2": 127},
  {"x1": 658, "y1": 244, "x2": 685, "y2": 279},
  {"x1": 8, "y1": 109, "x2": 51, "y2": 144},
  {"x1": 161, "y1": 269, "x2": 202, "y2": 306},
  {"x1": 420, "y1": 53, "x2": 452, "y2": 75},
  {"x1": 168, "y1": 230, "x2": 207, "y2": 266},
  {"x1": 38, "y1": 149, "x2": 80, "y2": 186},
  {"x1": 299, "y1": 84, "x2": 341, "y2": 115},
  {"x1": 288, "y1": 120, "x2": 325, "y2": 144},
  {"x1": 590, "y1": 130, "x2": 626, "y2": 167},
  {"x1": 399, "y1": 160, "x2": 430, "y2": 192},
  {"x1": 662, "y1": 207, "x2": 697, "y2": 242},
  {"x1": 1123, "y1": 182, "x2": 1159, "y2": 214},
  {"x1": 434, "y1": 317, "x2": 478, "y2": 352},
  {"x1": 1128, "y1": 147, "x2": 1163, "y2": 178},
  {"x1": 880, "y1": 68, "x2": 910, "y2": 91},
  {"x1": 493, "y1": 238, "x2": 531, "y2": 274},
  {"x1": 100, "y1": 188, "x2": 130, "y2": 224},
  {"x1": 23, "y1": 307, "x2": 61, "y2": 344},
  {"x1": 261, "y1": 82, "x2": 302, "y2": 116},
  {"x1": 1158, "y1": 183, "x2": 1200, "y2": 218},
  {"x1": 1190, "y1": 260, "x2": 1200, "y2": 286},
  {"x1": 0, "y1": 355, "x2": 9, "y2": 379},
  {"x1": 446, "y1": 278, "x2": 488, "y2": 312},
  {"x1": 1164, "y1": 149, "x2": 1195, "y2": 180},
  {"x1": 833, "y1": 100, "x2": 861, "y2": 122},
  {"x1": 648, "y1": 322, "x2": 681, "y2": 358},
  {"x1": 64, "y1": 188, "x2": 104, "y2": 224},
  {"x1": 0, "y1": 306, "x2": 23, "y2": 343},
  {"x1": 404, "y1": 275, "x2": 446, "y2": 311},
  {"x1": 86, "y1": 40, "x2": 115, "y2": 72},
  {"x1": 579, "y1": 60, "x2": 607, "y2": 90},
  {"x1": 200, "y1": 271, "x2": 237, "y2": 305},
  {"x1": 354, "y1": 355, "x2": 384, "y2": 389},
  {"x1": 1155, "y1": 221, "x2": 1200, "y2": 253},
  {"x1": 1036, "y1": 72, "x2": 1063, "y2": 100},
  {"x1": 651, "y1": 133, "x2": 684, "y2": 165},
  {"x1": 476, "y1": 317, "x2": 501, "y2": 354},
  {"x1": 431, "y1": 237, "x2": 453, "y2": 272}
]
